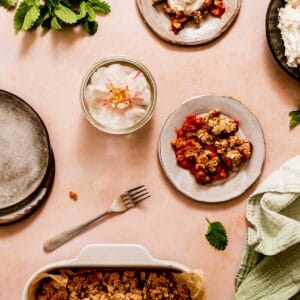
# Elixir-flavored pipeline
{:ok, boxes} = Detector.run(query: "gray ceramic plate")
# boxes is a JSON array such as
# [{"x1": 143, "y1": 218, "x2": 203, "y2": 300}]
[
  {"x1": 158, "y1": 95, "x2": 266, "y2": 203},
  {"x1": 0, "y1": 90, "x2": 54, "y2": 224},
  {"x1": 137, "y1": 0, "x2": 241, "y2": 45},
  {"x1": 266, "y1": 0, "x2": 300, "y2": 81}
]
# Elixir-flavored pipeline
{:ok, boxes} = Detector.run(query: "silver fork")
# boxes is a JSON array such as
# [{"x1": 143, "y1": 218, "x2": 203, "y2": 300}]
[{"x1": 44, "y1": 185, "x2": 150, "y2": 252}]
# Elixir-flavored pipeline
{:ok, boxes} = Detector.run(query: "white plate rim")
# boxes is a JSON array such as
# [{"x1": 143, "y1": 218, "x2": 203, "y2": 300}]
[{"x1": 158, "y1": 95, "x2": 266, "y2": 203}]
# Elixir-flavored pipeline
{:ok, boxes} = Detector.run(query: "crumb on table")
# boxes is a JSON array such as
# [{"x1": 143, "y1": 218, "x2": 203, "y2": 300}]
[{"x1": 69, "y1": 191, "x2": 78, "y2": 201}]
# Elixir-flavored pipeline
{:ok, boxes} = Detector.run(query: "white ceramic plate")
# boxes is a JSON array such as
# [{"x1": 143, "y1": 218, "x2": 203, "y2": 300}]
[
  {"x1": 158, "y1": 95, "x2": 265, "y2": 203},
  {"x1": 136, "y1": 0, "x2": 241, "y2": 45}
]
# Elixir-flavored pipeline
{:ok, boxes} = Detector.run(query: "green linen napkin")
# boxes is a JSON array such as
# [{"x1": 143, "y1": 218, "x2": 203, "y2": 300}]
[{"x1": 235, "y1": 156, "x2": 300, "y2": 300}]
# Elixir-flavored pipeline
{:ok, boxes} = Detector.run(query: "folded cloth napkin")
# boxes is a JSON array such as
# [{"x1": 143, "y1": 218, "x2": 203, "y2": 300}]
[{"x1": 235, "y1": 156, "x2": 300, "y2": 300}]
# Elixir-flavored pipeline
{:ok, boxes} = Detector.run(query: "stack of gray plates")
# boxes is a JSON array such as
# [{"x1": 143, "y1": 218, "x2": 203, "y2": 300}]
[{"x1": 0, "y1": 90, "x2": 55, "y2": 225}]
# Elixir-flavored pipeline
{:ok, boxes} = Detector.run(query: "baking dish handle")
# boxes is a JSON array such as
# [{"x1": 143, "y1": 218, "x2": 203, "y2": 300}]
[{"x1": 71, "y1": 244, "x2": 190, "y2": 272}]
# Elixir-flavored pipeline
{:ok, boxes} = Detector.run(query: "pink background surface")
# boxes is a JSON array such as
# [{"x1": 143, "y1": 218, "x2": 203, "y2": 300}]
[{"x1": 0, "y1": 0, "x2": 299, "y2": 299}]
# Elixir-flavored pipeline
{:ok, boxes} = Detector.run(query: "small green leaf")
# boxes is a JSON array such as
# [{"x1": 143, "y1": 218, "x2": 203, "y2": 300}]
[
  {"x1": 290, "y1": 116, "x2": 300, "y2": 129},
  {"x1": 14, "y1": 2, "x2": 29, "y2": 30},
  {"x1": 86, "y1": 3, "x2": 96, "y2": 21},
  {"x1": 51, "y1": 16, "x2": 61, "y2": 29},
  {"x1": 25, "y1": 0, "x2": 39, "y2": 7},
  {"x1": 0, "y1": 0, "x2": 17, "y2": 10},
  {"x1": 35, "y1": 6, "x2": 49, "y2": 26},
  {"x1": 289, "y1": 109, "x2": 300, "y2": 129},
  {"x1": 205, "y1": 218, "x2": 228, "y2": 251},
  {"x1": 14, "y1": 1, "x2": 40, "y2": 31},
  {"x1": 82, "y1": 16, "x2": 98, "y2": 35},
  {"x1": 40, "y1": 10, "x2": 51, "y2": 28},
  {"x1": 87, "y1": 0, "x2": 110, "y2": 14},
  {"x1": 60, "y1": 0, "x2": 71, "y2": 7},
  {"x1": 54, "y1": 3, "x2": 77, "y2": 24},
  {"x1": 23, "y1": 5, "x2": 40, "y2": 29},
  {"x1": 77, "y1": 1, "x2": 87, "y2": 20}
]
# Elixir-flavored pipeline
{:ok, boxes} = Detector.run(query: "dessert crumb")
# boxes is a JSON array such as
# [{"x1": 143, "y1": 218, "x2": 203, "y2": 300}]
[{"x1": 69, "y1": 191, "x2": 78, "y2": 201}]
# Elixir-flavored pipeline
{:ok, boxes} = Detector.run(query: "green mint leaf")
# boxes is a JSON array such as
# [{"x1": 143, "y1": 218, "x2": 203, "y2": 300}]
[
  {"x1": 289, "y1": 111, "x2": 299, "y2": 117},
  {"x1": 82, "y1": 17, "x2": 98, "y2": 35},
  {"x1": 77, "y1": 1, "x2": 87, "y2": 20},
  {"x1": 54, "y1": 4, "x2": 77, "y2": 24},
  {"x1": 14, "y1": 2, "x2": 30, "y2": 30},
  {"x1": 40, "y1": 10, "x2": 51, "y2": 28},
  {"x1": 60, "y1": 0, "x2": 71, "y2": 7},
  {"x1": 289, "y1": 109, "x2": 300, "y2": 129},
  {"x1": 205, "y1": 218, "x2": 228, "y2": 251},
  {"x1": 51, "y1": 16, "x2": 61, "y2": 29},
  {"x1": 14, "y1": 1, "x2": 40, "y2": 31},
  {"x1": 46, "y1": 0, "x2": 58, "y2": 11},
  {"x1": 86, "y1": 3, "x2": 96, "y2": 21},
  {"x1": 87, "y1": 0, "x2": 110, "y2": 14},
  {"x1": 35, "y1": 6, "x2": 49, "y2": 26},
  {"x1": 25, "y1": 0, "x2": 39, "y2": 6},
  {"x1": 0, "y1": 0, "x2": 17, "y2": 10},
  {"x1": 290, "y1": 116, "x2": 300, "y2": 129}
]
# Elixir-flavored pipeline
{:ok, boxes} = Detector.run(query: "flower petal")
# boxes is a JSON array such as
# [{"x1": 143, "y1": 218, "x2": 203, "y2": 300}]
[
  {"x1": 106, "y1": 64, "x2": 128, "y2": 88},
  {"x1": 90, "y1": 67, "x2": 109, "y2": 88}
]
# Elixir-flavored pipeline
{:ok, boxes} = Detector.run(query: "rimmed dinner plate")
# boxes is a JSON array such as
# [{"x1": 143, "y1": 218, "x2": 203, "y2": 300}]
[
  {"x1": 266, "y1": 0, "x2": 300, "y2": 81},
  {"x1": 0, "y1": 90, "x2": 55, "y2": 224},
  {"x1": 136, "y1": 0, "x2": 241, "y2": 45},
  {"x1": 158, "y1": 95, "x2": 266, "y2": 203}
]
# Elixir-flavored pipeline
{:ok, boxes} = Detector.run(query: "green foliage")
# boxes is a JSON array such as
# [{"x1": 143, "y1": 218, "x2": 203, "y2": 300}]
[
  {"x1": 2, "y1": 0, "x2": 110, "y2": 35},
  {"x1": 87, "y1": 0, "x2": 110, "y2": 13},
  {"x1": 82, "y1": 16, "x2": 97, "y2": 34},
  {"x1": 289, "y1": 109, "x2": 300, "y2": 129},
  {"x1": 14, "y1": 0, "x2": 40, "y2": 31},
  {"x1": 205, "y1": 218, "x2": 228, "y2": 251},
  {"x1": 54, "y1": 3, "x2": 77, "y2": 24},
  {"x1": 50, "y1": 16, "x2": 61, "y2": 29},
  {"x1": 0, "y1": 0, "x2": 17, "y2": 10}
]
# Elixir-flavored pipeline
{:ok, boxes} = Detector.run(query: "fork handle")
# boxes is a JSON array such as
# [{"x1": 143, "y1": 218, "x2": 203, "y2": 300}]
[{"x1": 44, "y1": 210, "x2": 112, "y2": 252}]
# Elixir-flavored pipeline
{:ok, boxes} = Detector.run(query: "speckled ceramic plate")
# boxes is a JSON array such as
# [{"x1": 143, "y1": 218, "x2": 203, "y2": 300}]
[
  {"x1": 158, "y1": 95, "x2": 266, "y2": 203},
  {"x1": 136, "y1": 0, "x2": 241, "y2": 45},
  {"x1": 0, "y1": 90, "x2": 55, "y2": 224},
  {"x1": 266, "y1": 0, "x2": 300, "y2": 81}
]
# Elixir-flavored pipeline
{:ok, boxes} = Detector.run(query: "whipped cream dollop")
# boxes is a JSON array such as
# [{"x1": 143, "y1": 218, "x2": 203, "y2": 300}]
[
  {"x1": 278, "y1": 0, "x2": 300, "y2": 68},
  {"x1": 167, "y1": 0, "x2": 204, "y2": 15},
  {"x1": 85, "y1": 64, "x2": 151, "y2": 130}
]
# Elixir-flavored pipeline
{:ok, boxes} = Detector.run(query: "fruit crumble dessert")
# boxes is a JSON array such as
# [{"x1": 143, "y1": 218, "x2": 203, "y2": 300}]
[
  {"x1": 152, "y1": 0, "x2": 225, "y2": 34},
  {"x1": 171, "y1": 109, "x2": 252, "y2": 185},
  {"x1": 35, "y1": 269, "x2": 192, "y2": 299}
]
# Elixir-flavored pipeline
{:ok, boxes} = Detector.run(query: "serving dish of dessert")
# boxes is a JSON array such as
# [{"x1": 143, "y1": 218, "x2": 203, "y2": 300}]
[
  {"x1": 137, "y1": 0, "x2": 241, "y2": 45},
  {"x1": 266, "y1": 0, "x2": 300, "y2": 80},
  {"x1": 23, "y1": 244, "x2": 205, "y2": 300},
  {"x1": 158, "y1": 95, "x2": 265, "y2": 202}
]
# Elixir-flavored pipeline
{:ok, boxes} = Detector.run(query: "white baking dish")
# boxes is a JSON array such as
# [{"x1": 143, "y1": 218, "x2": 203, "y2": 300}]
[{"x1": 22, "y1": 244, "x2": 190, "y2": 300}]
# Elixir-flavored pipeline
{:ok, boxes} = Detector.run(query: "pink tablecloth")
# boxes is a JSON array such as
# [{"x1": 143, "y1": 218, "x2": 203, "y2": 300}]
[{"x1": 0, "y1": 0, "x2": 299, "y2": 299}]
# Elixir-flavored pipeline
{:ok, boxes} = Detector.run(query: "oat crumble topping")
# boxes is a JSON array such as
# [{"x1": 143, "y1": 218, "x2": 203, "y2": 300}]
[
  {"x1": 171, "y1": 108, "x2": 252, "y2": 184},
  {"x1": 36, "y1": 269, "x2": 192, "y2": 300}
]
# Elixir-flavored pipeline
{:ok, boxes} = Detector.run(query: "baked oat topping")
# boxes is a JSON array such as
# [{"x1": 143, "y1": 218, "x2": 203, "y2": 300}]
[
  {"x1": 36, "y1": 269, "x2": 192, "y2": 300},
  {"x1": 171, "y1": 109, "x2": 252, "y2": 184}
]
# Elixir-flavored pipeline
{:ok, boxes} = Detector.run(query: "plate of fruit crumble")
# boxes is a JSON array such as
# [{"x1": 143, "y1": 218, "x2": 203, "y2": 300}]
[
  {"x1": 137, "y1": 0, "x2": 241, "y2": 45},
  {"x1": 158, "y1": 95, "x2": 265, "y2": 202}
]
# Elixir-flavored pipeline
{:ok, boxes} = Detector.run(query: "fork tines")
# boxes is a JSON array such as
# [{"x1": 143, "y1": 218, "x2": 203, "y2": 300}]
[{"x1": 125, "y1": 185, "x2": 151, "y2": 204}]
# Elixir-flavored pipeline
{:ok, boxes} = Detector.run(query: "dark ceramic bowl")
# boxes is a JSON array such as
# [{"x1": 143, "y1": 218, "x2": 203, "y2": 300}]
[{"x1": 266, "y1": 0, "x2": 300, "y2": 81}]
